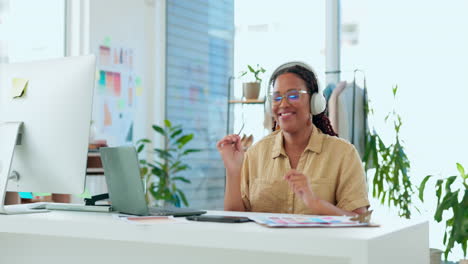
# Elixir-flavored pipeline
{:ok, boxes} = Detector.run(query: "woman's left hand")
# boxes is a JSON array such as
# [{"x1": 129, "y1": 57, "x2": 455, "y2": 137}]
[{"x1": 284, "y1": 169, "x2": 317, "y2": 208}]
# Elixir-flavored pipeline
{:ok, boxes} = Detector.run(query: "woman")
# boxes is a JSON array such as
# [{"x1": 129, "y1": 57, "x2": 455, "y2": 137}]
[{"x1": 217, "y1": 62, "x2": 369, "y2": 216}]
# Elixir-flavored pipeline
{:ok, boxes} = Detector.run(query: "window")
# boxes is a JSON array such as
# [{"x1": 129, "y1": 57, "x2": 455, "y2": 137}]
[
  {"x1": 342, "y1": 1, "x2": 468, "y2": 260},
  {"x1": 233, "y1": 0, "x2": 325, "y2": 141},
  {"x1": 1, "y1": 0, "x2": 65, "y2": 63},
  {"x1": 166, "y1": 0, "x2": 234, "y2": 209}
]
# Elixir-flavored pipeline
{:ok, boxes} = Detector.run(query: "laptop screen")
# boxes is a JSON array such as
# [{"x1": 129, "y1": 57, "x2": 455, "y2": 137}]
[{"x1": 100, "y1": 146, "x2": 149, "y2": 216}]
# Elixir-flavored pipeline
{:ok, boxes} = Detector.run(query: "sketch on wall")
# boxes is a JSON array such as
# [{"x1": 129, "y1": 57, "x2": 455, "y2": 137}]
[{"x1": 92, "y1": 37, "x2": 144, "y2": 146}]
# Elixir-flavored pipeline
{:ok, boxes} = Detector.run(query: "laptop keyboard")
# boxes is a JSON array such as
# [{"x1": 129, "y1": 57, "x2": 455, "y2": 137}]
[
  {"x1": 148, "y1": 207, "x2": 175, "y2": 216},
  {"x1": 148, "y1": 207, "x2": 206, "y2": 216}
]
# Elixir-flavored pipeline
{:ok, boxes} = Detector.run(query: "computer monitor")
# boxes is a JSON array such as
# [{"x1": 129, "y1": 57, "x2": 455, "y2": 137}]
[{"x1": 0, "y1": 55, "x2": 95, "y2": 214}]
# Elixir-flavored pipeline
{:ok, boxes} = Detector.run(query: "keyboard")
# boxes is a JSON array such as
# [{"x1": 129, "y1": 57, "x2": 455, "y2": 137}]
[{"x1": 29, "y1": 202, "x2": 111, "y2": 212}]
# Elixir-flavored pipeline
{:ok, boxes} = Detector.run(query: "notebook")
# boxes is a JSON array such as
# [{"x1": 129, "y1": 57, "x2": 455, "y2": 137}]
[{"x1": 99, "y1": 146, "x2": 206, "y2": 217}]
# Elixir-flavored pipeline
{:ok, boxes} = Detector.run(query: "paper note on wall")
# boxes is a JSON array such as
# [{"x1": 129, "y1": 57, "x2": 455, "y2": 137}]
[
  {"x1": 104, "y1": 103, "x2": 112, "y2": 126},
  {"x1": 135, "y1": 76, "x2": 143, "y2": 96},
  {"x1": 12, "y1": 78, "x2": 28, "y2": 98}
]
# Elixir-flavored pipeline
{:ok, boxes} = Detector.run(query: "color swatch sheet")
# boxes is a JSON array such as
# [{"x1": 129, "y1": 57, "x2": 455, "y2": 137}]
[{"x1": 250, "y1": 215, "x2": 369, "y2": 228}]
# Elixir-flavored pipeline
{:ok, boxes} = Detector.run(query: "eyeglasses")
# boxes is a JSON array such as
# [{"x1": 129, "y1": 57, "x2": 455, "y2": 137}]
[{"x1": 268, "y1": 90, "x2": 309, "y2": 105}]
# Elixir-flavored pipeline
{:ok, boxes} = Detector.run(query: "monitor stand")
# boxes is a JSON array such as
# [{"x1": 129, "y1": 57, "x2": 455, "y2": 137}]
[{"x1": 0, "y1": 122, "x2": 48, "y2": 214}]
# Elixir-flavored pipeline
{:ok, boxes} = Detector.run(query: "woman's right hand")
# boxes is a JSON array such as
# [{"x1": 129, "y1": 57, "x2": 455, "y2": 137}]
[{"x1": 216, "y1": 134, "x2": 245, "y2": 173}]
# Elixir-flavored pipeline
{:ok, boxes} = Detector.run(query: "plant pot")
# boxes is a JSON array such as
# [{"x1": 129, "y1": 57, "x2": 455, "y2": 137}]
[
  {"x1": 430, "y1": 248, "x2": 443, "y2": 264},
  {"x1": 459, "y1": 259, "x2": 468, "y2": 264},
  {"x1": 243, "y1": 82, "x2": 261, "y2": 100}
]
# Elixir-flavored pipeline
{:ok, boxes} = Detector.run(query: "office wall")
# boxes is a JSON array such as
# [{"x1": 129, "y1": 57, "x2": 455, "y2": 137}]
[{"x1": 89, "y1": 0, "x2": 160, "y2": 147}]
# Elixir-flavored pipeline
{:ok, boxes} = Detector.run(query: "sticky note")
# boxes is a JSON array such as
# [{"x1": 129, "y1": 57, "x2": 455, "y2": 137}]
[
  {"x1": 114, "y1": 73, "x2": 121, "y2": 96},
  {"x1": 19, "y1": 192, "x2": 33, "y2": 199},
  {"x1": 118, "y1": 98, "x2": 125, "y2": 110},
  {"x1": 104, "y1": 36, "x2": 111, "y2": 47},
  {"x1": 135, "y1": 76, "x2": 142, "y2": 86},
  {"x1": 104, "y1": 103, "x2": 112, "y2": 126},
  {"x1": 77, "y1": 188, "x2": 92, "y2": 199},
  {"x1": 12, "y1": 78, "x2": 28, "y2": 98},
  {"x1": 136, "y1": 86, "x2": 143, "y2": 96}
]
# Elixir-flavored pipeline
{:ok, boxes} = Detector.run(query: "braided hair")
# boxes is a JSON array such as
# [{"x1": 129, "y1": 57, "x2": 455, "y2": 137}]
[{"x1": 269, "y1": 65, "x2": 338, "y2": 137}]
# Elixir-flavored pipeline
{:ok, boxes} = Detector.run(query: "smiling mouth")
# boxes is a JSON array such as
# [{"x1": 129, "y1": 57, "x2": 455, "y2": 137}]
[{"x1": 279, "y1": 112, "x2": 295, "y2": 117}]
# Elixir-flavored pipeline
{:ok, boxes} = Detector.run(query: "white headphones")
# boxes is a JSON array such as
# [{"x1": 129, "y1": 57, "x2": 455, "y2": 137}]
[{"x1": 267, "y1": 61, "x2": 326, "y2": 115}]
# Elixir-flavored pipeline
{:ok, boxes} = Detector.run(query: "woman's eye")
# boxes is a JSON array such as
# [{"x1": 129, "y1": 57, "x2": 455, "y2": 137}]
[{"x1": 288, "y1": 94, "x2": 299, "y2": 100}]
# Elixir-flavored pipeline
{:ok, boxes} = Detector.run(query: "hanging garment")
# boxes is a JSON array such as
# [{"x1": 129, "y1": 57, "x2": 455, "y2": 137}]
[
  {"x1": 328, "y1": 81, "x2": 347, "y2": 134},
  {"x1": 326, "y1": 81, "x2": 367, "y2": 158},
  {"x1": 337, "y1": 82, "x2": 367, "y2": 158}
]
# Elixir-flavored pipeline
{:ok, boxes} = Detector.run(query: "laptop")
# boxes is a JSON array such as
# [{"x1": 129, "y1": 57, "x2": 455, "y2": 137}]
[{"x1": 99, "y1": 146, "x2": 206, "y2": 217}]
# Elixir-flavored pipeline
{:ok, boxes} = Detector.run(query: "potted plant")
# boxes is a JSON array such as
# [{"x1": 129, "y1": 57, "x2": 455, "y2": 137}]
[
  {"x1": 363, "y1": 86, "x2": 415, "y2": 219},
  {"x1": 136, "y1": 120, "x2": 201, "y2": 207},
  {"x1": 419, "y1": 163, "x2": 468, "y2": 263},
  {"x1": 240, "y1": 64, "x2": 265, "y2": 100}
]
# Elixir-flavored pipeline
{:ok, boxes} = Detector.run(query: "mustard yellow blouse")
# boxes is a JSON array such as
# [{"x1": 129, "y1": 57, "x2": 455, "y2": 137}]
[{"x1": 240, "y1": 124, "x2": 369, "y2": 214}]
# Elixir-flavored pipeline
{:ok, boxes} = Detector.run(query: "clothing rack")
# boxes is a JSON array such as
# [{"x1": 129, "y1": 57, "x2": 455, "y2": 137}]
[{"x1": 324, "y1": 68, "x2": 367, "y2": 146}]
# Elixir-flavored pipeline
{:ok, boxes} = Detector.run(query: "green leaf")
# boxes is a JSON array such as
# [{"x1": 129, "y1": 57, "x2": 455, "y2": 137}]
[
  {"x1": 152, "y1": 125, "x2": 165, "y2": 135},
  {"x1": 172, "y1": 164, "x2": 189, "y2": 174},
  {"x1": 176, "y1": 188, "x2": 189, "y2": 207},
  {"x1": 419, "y1": 175, "x2": 432, "y2": 202},
  {"x1": 443, "y1": 228, "x2": 448, "y2": 244},
  {"x1": 164, "y1": 119, "x2": 172, "y2": 128},
  {"x1": 136, "y1": 138, "x2": 151, "y2": 145},
  {"x1": 453, "y1": 205, "x2": 465, "y2": 243},
  {"x1": 176, "y1": 134, "x2": 193, "y2": 148},
  {"x1": 445, "y1": 226, "x2": 456, "y2": 261},
  {"x1": 434, "y1": 191, "x2": 458, "y2": 222},
  {"x1": 169, "y1": 124, "x2": 182, "y2": 132},
  {"x1": 149, "y1": 182, "x2": 164, "y2": 201},
  {"x1": 436, "y1": 179, "x2": 444, "y2": 205},
  {"x1": 151, "y1": 167, "x2": 167, "y2": 178},
  {"x1": 172, "y1": 176, "x2": 191, "y2": 184},
  {"x1": 380, "y1": 191, "x2": 387, "y2": 205},
  {"x1": 167, "y1": 148, "x2": 178, "y2": 153},
  {"x1": 392, "y1": 85, "x2": 398, "y2": 96},
  {"x1": 169, "y1": 161, "x2": 181, "y2": 170},
  {"x1": 173, "y1": 194, "x2": 181, "y2": 207},
  {"x1": 140, "y1": 167, "x2": 148, "y2": 177},
  {"x1": 182, "y1": 149, "x2": 201, "y2": 155},
  {"x1": 462, "y1": 239, "x2": 467, "y2": 260},
  {"x1": 457, "y1": 163, "x2": 465, "y2": 178},
  {"x1": 247, "y1": 65, "x2": 255, "y2": 73},
  {"x1": 149, "y1": 161, "x2": 165, "y2": 169},
  {"x1": 137, "y1": 144, "x2": 144, "y2": 153},
  {"x1": 462, "y1": 189, "x2": 468, "y2": 211},
  {"x1": 154, "y1": 148, "x2": 173, "y2": 160},
  {"x1": 170, "y1": 129, "x2": 183, "y2": 139},
  {"x1": 378, "y1": 137, "x2": 386, "y2": 151},
  {"x1": 445, "y1": 175, "x2": 458, "y2": 193},
  {"x1": 384, "y1": 113, "x2": 390, "y2": 123}
]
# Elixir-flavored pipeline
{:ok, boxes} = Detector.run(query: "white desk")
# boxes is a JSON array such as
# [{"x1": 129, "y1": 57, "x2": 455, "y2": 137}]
[{"x1": 0, "y1": 210, "x2": 428, "y2": 264}]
